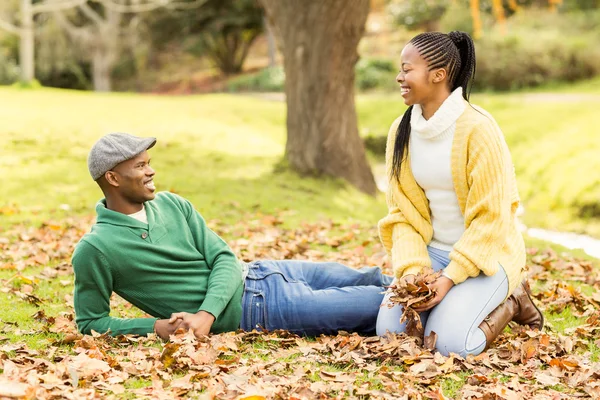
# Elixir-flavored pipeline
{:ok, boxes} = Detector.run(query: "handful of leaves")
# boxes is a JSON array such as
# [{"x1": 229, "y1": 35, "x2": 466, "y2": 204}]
[{"x1": 385, "y1": 268, "x2": 442, "y2": 339}]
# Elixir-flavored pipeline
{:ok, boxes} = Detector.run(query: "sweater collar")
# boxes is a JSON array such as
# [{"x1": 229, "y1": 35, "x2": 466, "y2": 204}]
[
  {"x1": 96, "y1": 199, "x2": 151, "y2": 229},
  {"x1": 410, "y1": 87, "x2": 466, "y2": 140}
]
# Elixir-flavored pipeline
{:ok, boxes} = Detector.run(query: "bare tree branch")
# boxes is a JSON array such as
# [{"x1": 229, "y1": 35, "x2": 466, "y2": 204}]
[
  {"x1": 78, "y1": 3, "x2": 105, "y2": 26},
  {"x1": 164, "y1": 0, "x2": 208, "y2": 10},
  {"x1": 53, "y1": 10, "x2": 92, "y2": 42},
  {"x1": 0, "y1": 17, "x2": 22, "y2": 35},
  {"x1": 32, "y1": 0, "x2": 88, "y2": 14},
  {"x1": 92, "y1": 0, "x2": 207, "y2": 13}
]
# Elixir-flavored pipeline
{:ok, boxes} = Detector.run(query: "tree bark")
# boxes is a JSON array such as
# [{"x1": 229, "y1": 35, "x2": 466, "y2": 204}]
[
  {"x1": 20, "y1": 0, "x2": 34, "y2": 82},
  {"x1": 92, "y1": 47, "x2": 111, "y2": 92},
  {"x1": 263, "y1": 15, "x2": 276, "y2": 68},
  {"x1": 259, "y1": 0, "x2": 377, "y2": 195},
  {"x1": 91, "y1": 10, "x2": 120, "y2": 92}
]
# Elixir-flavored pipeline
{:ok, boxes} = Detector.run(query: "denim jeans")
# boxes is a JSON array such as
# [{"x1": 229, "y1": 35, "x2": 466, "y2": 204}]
[
  {"x1": 376, "y1": 246, "x2": 509, "y2": 357},
  {"x1": 240, "y1": 260, "x2": 394, "y2": 336}
]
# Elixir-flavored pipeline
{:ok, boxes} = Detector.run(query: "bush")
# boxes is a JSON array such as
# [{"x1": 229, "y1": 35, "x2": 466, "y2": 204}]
[
  {"x1": 439, "y1": 2, "x2": 494, "y2": 35},
  {"x1": 387, "y1": 0, "x2": 448, "y2": 31},
  {"x1": 226, "y1": 67, "x2": 285, "y2": 92},
  {"x1": 11, "y1": 79, "x2": 42, "y2": 89},
  {"x1": 0, "y1": 41, "x2": 19, "y2": 85},
  {"x1": 466, "y1": 9, "x2": 600, "y2": 91},
  {"x1": 474, "y1": 27, "x2": 600, "y2": 91},
  {"x1": 226, "y1": 58, "x2": 400, "y2": 93},
  {"x1": 0, "y1": 55, "x2": 19, "y2": 85},
  {"x1": 355, "y1": 58, "x2": 397, "y2": 91}
]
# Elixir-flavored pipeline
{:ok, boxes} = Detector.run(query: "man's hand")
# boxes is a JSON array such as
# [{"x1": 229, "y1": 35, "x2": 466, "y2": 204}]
[
  {"x1": 168, "y1": 311, "x2": 215, "y2": 338},
  {"x1": 412, "y1": 276, "x2": 454, "y2": 313},
  {"x1": 154, "y1": 318, "x2": 183, "y2": 340}
]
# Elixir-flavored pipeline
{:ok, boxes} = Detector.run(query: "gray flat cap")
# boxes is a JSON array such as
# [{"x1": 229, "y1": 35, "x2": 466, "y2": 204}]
[{"x1": 88, "y1": 133, "x2": 156, "y2": 180}]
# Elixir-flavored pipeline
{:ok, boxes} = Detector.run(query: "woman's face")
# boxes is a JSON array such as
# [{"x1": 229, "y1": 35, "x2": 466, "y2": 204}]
[{"x1": 396, "y1": 44, "x2": 439, "y2": 107}]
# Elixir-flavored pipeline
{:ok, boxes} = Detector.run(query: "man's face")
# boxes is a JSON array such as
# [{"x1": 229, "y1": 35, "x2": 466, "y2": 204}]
[{"x1": 109, "y1": 150, "x2": 156, "y2": 204}]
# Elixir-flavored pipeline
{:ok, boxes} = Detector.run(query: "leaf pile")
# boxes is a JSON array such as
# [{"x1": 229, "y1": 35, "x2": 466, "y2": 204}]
[
  {"x1": 0, "y1": 215, "x2": 600, "y2": 398},
  {"x1": 384, "y1": 268, "x2": 442, "y2": 340}
]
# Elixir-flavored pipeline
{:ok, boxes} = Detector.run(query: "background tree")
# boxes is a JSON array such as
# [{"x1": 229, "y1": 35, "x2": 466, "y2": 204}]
[
  {"x1": 0, "y1": 0, "x2": 85, "y2": 83},
  {"x1": 53, "y1": 0, "x2": 204, "y2": 92},
  {"x1": 146, "y1": 0, "x2": 263, "y2": 76},
  {"x1": 258, "y1": 0, "x2": 377, "y2": 195}
]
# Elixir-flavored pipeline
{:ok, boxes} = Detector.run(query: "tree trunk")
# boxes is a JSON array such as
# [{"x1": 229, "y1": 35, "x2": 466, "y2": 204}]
[
  {"x1": 20, "y1": 0, "x2": 35, "y2": 82},
  {"x1": 91, "y1": 11, "x2": 120, "y2": 92},
  {"x1": 92, "y1": 46, "x2": 112, "y2": 92},
  {"x1": 263, "y1": 15, "x2": 276, "y2": 68},
  {"x1": 259, "y1": 0, "x2": 377, "y2": 195}
]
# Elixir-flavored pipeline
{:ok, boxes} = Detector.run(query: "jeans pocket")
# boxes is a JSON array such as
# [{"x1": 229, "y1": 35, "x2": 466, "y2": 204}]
[
  {"x1": 248, "y1": 292, "x2": 267, "y2": 331},
  {"x1": 245, "y1": 260, "x2": 298, "y2": 283}
]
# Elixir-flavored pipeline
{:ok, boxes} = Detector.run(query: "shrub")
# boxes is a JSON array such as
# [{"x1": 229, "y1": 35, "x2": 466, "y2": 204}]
[
  {"x1": 387, "y1": 0, "x2": 448, "y2": 31},
  {"x1": 226, "y1": 58, "x2": 400, "y2": 93},
  {"x1": 474, "y1": 27, "x2": 600, "y2": 91},
  {"x1": 11, "y1": 79, "x2": 42, "y2": 89},
  {"x1": 0, "y1": 47, "x2": 19, "y2": 85},
  {"x1": 355, "y1": 58, "x2": 397, "y2": 91},
  {"x1": 226, "y1": 67, "x2": 285, "y2": 92},
  {"x1": 439, "y1": 2, "x2": 494, "y2": 35}
]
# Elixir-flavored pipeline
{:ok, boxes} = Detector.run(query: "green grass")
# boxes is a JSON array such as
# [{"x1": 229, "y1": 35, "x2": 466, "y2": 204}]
[
  {"x1": 2, "y1": 83, "x2": 600, "y2": 237},
  {"x1": 0, "y1": 87, "x2": 385, "y2": 229}
]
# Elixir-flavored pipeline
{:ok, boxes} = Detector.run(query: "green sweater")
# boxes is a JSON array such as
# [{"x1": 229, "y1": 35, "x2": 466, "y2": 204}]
[{"x1": 72, "y1": 192, "x2": 244, "y2": 336}]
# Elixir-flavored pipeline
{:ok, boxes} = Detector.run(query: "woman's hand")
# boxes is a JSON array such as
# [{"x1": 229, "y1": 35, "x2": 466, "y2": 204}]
[{"x1": 412, "y1": 276, "x2": 454, "y2": 313}]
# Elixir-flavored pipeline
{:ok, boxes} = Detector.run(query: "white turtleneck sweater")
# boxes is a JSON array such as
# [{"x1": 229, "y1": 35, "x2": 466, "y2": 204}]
[{"x1": 409, "y1": 87, "x2": 466, "y2": 251}]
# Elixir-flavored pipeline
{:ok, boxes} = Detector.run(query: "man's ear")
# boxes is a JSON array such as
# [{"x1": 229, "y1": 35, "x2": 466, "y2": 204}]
[
  {"x1": 104, "y1": 171, "x2": 120, "y2": 187},
  {"x1": 431, "y1": 68, "x2": 447, "y2": 84}
]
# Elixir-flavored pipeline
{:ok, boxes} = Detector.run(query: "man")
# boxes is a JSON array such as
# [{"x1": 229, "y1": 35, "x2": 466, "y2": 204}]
[{"x1": 73, "y1": 133, "x2": 393, "y2": 340}]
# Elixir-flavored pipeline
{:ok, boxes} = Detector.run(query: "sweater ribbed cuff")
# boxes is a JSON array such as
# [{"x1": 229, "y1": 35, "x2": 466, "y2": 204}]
[
  {"x1": 198, "y1": 298, "x2": 225, "y2": 320},
  {"x1": 400, "y1": 265, "x2": 424, "y2": 279},
  {"x1": 144, "y1": 318, "x2": 160, "y2": 335},
  {"x1": 442, "y1": 261, "x2": 470, "y2": 285}
]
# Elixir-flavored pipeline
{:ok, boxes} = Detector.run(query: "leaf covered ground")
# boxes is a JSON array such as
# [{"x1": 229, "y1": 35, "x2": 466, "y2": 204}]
[{"x1": 1, "y1": 214, "x2": 599, "y2": 399}]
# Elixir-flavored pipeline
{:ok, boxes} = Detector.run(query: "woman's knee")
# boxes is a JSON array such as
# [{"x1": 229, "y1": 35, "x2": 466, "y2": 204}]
[
  {"x1": 376, "y1": 301, "x2": 406, "y2": 336},
  {"x1": 426, "y1": 322, "x2": 486, "y2": 357}
]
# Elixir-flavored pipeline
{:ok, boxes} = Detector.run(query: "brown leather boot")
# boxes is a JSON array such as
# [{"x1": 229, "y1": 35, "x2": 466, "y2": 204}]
[
  {"x1": 511, "y1": 280, "x2": 544, "y2": 329},
  {"x1": 479, "y1": 280, "x2": 544, "y2": 350}
]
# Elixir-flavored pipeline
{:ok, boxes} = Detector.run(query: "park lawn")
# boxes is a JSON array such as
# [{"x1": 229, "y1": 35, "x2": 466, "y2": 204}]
[
  {"x1": 0, "y1": 84, "x2": 599, "y2": 398},
  {"x1": 0, "y1": 87, "x2": 385, "y2": 229},
  {"x1": 3, "y1": 82, "x2": 600, "y2": 236}
]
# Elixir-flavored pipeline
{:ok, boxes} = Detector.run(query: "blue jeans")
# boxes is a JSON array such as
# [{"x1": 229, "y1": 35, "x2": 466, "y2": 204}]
[
  {"x1": 376, "y1": 247, "x2": 509, "y2": 357},
  {"x1": 240, "y1": 260, "x2": 394, "y2": 336}
]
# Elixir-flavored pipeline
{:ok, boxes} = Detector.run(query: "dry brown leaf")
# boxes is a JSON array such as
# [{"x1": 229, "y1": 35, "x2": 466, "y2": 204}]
[{"x1": 1, "y1": 216, "x2": 599, "y2": 399}]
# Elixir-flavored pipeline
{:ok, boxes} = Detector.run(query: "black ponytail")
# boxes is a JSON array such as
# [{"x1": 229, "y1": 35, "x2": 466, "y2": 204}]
[
  {"x1": 447, "y1": 31, "x2": 477, "y2": 101},
  {"x1": 390, "y1": 31, "x2": 477, "y2": 182}
]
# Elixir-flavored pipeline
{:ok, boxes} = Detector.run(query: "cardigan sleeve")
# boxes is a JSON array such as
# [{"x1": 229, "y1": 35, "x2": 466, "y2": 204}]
[
  {"x1": 378, "y1": 116, "x2": 431, "y2": 278},
  {"x1": 444, "y1": 120, "x2": 513, "y2": 284}
]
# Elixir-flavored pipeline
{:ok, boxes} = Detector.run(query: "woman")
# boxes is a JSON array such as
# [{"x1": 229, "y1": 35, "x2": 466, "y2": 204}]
[{"x1": 376, "y1": 31, "x2": 543, "y2": 357}]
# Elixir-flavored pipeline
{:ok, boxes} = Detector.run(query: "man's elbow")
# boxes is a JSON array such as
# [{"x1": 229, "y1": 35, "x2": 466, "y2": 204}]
[{"x1": 76, "y1": 319, "x2": 107, "y2": 336}]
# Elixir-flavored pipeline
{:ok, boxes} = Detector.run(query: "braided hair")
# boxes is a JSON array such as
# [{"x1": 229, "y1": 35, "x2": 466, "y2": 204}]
[{"x1": 390, "y1": 31, "x2": 477, "y2": 181}]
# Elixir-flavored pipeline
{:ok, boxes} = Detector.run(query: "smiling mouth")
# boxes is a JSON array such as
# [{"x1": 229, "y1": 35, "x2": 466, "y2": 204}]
[
  {"x1": 144, "y1": 180, "x2": 156, "y2": 191},
  {"x1": 401, "y1": 87, "x2": 410, "y2": 95}
]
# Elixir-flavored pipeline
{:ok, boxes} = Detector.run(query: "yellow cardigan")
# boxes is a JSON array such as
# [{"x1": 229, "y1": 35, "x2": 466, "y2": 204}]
[{"x1": 378, "y1": 102, "x2": 526, "y2": 296}]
